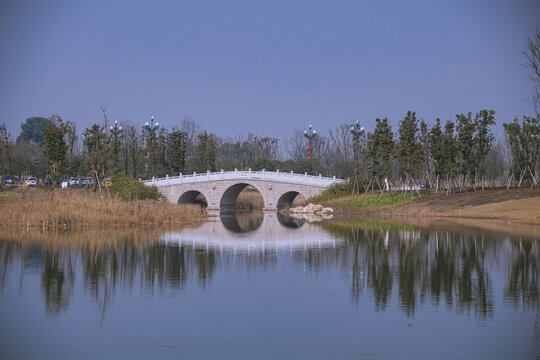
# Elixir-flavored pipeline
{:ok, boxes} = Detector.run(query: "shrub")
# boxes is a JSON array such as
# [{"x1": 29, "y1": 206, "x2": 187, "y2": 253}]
[{"x1": 110, "y1": 175, "x2": 164, "y2": 201}]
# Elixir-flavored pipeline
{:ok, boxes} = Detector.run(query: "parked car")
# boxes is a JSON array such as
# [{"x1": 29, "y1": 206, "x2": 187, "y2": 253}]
[
  {"x1": 69, "y1": 177, "x2": 79, "y2": 186},
  {"x1": 99, "y1": 178, "x2": 112, "y2": 187},
  {"x1": 79, "y1": 178, "x2": 90, "y2": 186},
  {"x1": 4, "y1": 176, "x2": 13, "y2": 185},
  {"x1": 43, "y1": 179, "x2": 53, "y2": 185},
  {"x1": 25, "y1": 178, "x2": 37, "y2": 186}
]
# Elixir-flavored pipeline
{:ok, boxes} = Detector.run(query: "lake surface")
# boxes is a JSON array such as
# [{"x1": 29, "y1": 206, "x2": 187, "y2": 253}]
[{"x1": 0, "y1": 212, "x2": 539, "y2": 360}]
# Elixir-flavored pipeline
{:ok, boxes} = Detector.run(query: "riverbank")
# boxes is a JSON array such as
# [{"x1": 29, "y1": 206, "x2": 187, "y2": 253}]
[
  {"x1": 319, "y1": 187, "x2": 540, "y2": 225},
  {"x1": 0, "y1": 187, "x2": 205, "y2": 228}
]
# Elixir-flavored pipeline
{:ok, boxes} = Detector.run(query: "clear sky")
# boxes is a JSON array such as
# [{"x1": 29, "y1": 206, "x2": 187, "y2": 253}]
[{"x1": 1, "y1": 0, "x2": 539, "y2": 139}]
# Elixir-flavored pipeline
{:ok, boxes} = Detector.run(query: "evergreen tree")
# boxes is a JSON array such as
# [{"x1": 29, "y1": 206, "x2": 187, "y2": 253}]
[
  {"x1": 456, "y1": 113, "x2": 477, "y2": 179},
  {"x1": 473, "y1": 110, "x2": 496, "y2": 179},
  {"x1": 16, "y1": 117, "x2": 48, "y2": 146},
  {"x1": 442, "y1": 120, "x2": 457, "y2": 177},
  {"x1": 153, "y1": 128, "x2": 168, "y2": 177},
  {"x1": 43, "y1": 115, "x2": 68, "y2": 181},
  {"x1": 368, "y1": 118, "x2": 394, "y2": 178},
  {"x1": 168, "y1": 130, "x2": 188, "y2": 174},
  {"x1": 429, "y1": 118, "x2": 444, "y2": 177},
  {"x1": 397, "y1": 111, "x2": 421, "y2": 178},
  {"x1": 193, "y1": 131, "x2": 217, "y2": 172},
  {"x1": 419, "y1": 119, "x2": 430, "y2": 177}
]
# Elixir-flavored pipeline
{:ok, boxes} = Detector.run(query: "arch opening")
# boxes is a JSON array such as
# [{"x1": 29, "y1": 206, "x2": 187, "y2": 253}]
[
  {"x1": 220, "y1": 183, "x2": 264, "y2": 209},
  {"x1": 178, "y1": 190, "x2": 208, "y2": 207},
  {"x1": 277, "y1": 191, "x2": 307, "y2": 210}
]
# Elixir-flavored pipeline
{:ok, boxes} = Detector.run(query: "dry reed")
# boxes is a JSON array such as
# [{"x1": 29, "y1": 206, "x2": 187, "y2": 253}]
[
  {"x1": 0, "y1": 188, "x2": 205, "y2": 228},
  {"x1": 235, "y1": 190, "x2": 264, "y2": 209}
]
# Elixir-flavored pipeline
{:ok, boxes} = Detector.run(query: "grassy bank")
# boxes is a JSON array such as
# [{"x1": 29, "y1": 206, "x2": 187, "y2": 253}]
[
  {"x1": 317, "y1": 192, "x2": 421, "y2": 213},
  {"x1": 0, "y1": 188, "x2": 205, "y2": 228}
]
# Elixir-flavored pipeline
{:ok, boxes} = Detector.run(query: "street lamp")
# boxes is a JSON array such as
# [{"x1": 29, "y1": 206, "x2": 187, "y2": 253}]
[
  {"x1": 110, "y1": 120, "x2": 123, "y2": 135},
  {"x1": 143, "y1": 116, "x2": 159, "y2": 136},
  {"x1": 143, "y1": 116, "x2": 159, "y2": 179},
  {"x1": 35, "y1": 161, "x2": 38, "y2": 187},
  {"x1": 303, "y1": 124, "x2": 317, "y2": 160}
]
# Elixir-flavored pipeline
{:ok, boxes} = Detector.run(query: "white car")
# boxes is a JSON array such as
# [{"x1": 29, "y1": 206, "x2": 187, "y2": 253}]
[
  {"x1": 69, "y1": 178, "x2": 79, "y2": 186},
  {"x1": 25, "y1": 178, "x2": 37, "y2": 186}
]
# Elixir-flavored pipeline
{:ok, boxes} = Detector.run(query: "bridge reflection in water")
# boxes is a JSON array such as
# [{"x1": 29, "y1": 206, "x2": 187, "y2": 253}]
[{"x1": 160, "y1": 211, "x2": 335, "y2": 252}]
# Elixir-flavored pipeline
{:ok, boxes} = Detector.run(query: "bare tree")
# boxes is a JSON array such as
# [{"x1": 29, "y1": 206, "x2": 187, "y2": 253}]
[
  {"x1": 180, "y1": 114, "x2": 201, "y2": 160},
  {"x1": 523, "y1": 27, "x2": 540, "y2": 113},
  {"x1": 328, "y1": 123, "x2": 353, "y2": 163},
  {"x1": 284, "y1": 129, "x2": 306, "y2": 161}
]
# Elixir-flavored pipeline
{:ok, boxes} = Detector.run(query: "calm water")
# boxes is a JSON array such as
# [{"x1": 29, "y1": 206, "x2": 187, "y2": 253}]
[{"x1": 0, "y1": 212, "x2": 539, "y2": 360}]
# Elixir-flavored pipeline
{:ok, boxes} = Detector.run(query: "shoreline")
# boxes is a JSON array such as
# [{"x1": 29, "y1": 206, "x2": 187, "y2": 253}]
[{"x1": 318, "y1": 187, "x2": 540, "y2": 226}]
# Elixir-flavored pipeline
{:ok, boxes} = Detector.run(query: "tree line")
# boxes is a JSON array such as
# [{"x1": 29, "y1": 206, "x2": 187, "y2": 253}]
[{"x1": 0, "y1": 109, "x2": 538, "y2": 191}]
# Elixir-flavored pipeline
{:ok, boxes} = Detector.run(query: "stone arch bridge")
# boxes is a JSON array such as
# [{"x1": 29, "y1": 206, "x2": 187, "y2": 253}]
[{"x1": 142, "y1": 169, "x2": 344, "y2": 211}]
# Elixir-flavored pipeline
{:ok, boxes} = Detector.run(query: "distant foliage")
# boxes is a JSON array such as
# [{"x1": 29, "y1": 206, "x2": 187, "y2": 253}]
[
  {"x1": 17, "y1": 117, "x2": 48, "y2": 146},
  {"x1": 110, "y1": 175, "x2": 164, "y2": 201}
]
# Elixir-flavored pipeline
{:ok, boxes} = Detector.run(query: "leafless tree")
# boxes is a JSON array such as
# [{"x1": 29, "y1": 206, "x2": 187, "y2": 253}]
[
  {"x1": 180, "y1": 114, "x2": 201, "y2": 160},
  {"x1": 284, "y1": 129, "x2": 306, "y2": 161},
  {"x1": 523, "y1": 27, "x2": 540, "y2": 113},
  {"x1": 328, "y1": 123, "x2": 353, "y2": 163}
]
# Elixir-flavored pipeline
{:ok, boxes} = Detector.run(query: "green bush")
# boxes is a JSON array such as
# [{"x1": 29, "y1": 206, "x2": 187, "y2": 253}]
[
  {"x1": 110, "y1": 175, "x2": 164, "y2": 201},
  {"x1": 309, "y1": 180, "x2": 354, "y2": 203}
]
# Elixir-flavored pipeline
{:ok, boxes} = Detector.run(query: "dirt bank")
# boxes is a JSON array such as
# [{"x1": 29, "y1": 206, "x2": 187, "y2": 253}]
[{"x1": 329, "y1": 188, "x2": 540, "y2": 225}]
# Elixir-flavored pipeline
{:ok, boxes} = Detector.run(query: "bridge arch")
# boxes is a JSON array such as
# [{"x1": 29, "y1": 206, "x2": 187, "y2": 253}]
[
  {"x1": 219, "y1": 182, "x2": 268, "y2": 209},
  {"x1": 176, "y1": 186, "x2": 211, "y2": 207},
  {"x1": 276, "y1": 190, "x2": 308, "y2": 209}
]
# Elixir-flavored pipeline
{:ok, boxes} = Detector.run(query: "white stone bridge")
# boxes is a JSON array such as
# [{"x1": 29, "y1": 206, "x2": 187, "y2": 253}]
[{"x1": 142, "y1": 169, "x2": 344, "y2": 211}]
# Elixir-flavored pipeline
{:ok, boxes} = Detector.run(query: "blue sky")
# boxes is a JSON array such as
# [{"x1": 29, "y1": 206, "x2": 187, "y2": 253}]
[{"x1": 1, "y1": 0, "x2": 539, "y2": 139}]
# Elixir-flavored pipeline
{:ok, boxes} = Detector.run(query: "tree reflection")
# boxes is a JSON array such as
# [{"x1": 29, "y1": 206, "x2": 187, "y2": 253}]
[
  {"x1": 0, "y1": 220, "x2": 538, "y2": 321},
  {"x1": 320, "y1": 221, "x2": 500, "y2": 320},
  {"x1": 505, "y1": 240, "x2": 539, "y2": 310},
  {"x1": 41, "y1": 249, "x2": 74, "y2": 317}
]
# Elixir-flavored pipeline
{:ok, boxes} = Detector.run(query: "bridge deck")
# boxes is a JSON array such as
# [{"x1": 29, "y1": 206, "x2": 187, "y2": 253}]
[{"x1": 142, "y1": 170, "x2": 344, "y2": 187}]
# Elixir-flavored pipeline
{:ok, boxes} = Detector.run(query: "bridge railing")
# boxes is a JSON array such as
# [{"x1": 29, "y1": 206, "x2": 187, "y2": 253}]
[{"x1": 141, "y1": 169, "x2": 345, "y2": 187}]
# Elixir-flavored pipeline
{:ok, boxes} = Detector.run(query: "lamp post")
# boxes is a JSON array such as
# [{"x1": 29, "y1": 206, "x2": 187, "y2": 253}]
[
  {"x1": 109, "y1": 120, "x2": 124, "y2": 173},
  {"x1": 303, "y1": 124, "x2": 317, "y2": 160},
  {"x1": 143, "y1": 116, "x2": 159, "y2": 179},
  {"x1": 35, "y1": 161, "x2": 38, "y2": 187}
]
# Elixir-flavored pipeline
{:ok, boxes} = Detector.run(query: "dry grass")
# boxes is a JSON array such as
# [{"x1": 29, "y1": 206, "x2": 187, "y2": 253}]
[
  {"x1": 0, "y1": 188, "x2": 205, "y2": 228},
  {"x1": 235, "y1": 190, "x2": 264, "y2": 209}
]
